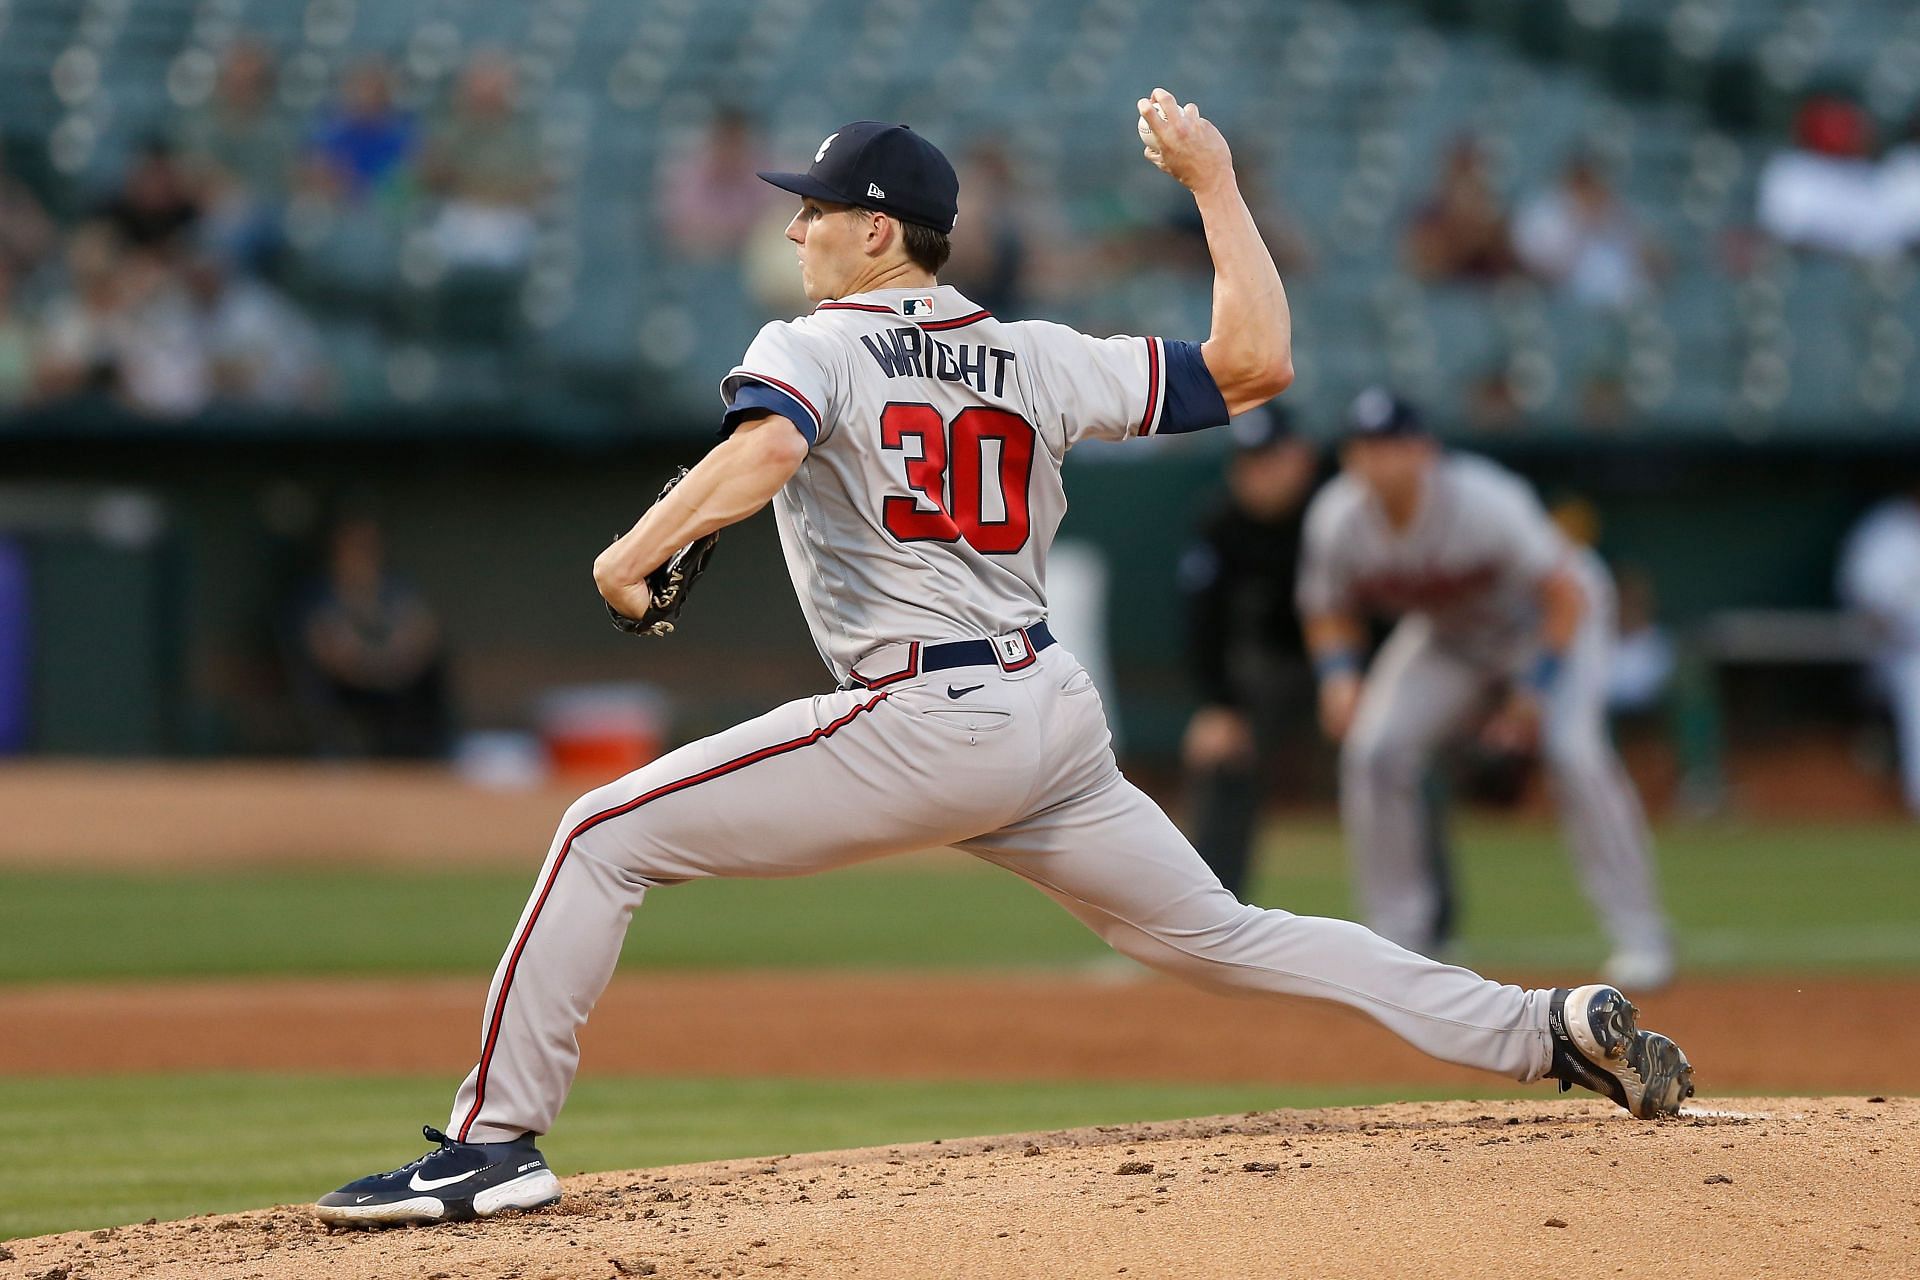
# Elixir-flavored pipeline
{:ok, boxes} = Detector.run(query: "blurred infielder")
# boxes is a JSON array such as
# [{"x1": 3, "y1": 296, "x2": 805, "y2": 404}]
[
  {"x1": 316, "y1": 93, "x2": 1693, "y2": 1228},
  {"x1": 1299, "y1": 391, "x2": 1675, "y2": 991}
]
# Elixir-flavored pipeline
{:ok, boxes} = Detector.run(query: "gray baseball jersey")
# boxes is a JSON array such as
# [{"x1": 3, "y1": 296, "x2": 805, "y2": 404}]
[
  {"x1": 445, "y1": 289, "x2": 1567, "y2": 1146},
  {"x1": 1296, "y1": 449, "x2": 1670, "y2": 969},
  {"x1": 720, "y1": 285, "x2": 1179, "y2": 680},
  {"x1": 1297, "y1": 453, "x2": 1566, "y2": 669}
]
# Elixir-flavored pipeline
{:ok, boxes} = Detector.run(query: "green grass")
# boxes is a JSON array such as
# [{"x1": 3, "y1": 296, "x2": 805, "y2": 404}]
[
  {"x1": 3, "y1": 818, "x2": 1909, "y2": 1242},
  {"x1": 0, "y1": 1073, "x2": 1509, "y2": 1240},
  {"x1": 1, "y1": 818, "x2": 1915, "y2": 981}
]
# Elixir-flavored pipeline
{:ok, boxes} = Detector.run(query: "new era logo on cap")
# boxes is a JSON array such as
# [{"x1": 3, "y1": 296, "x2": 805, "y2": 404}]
[{"x1": 757, "y1": 121, "x2": 959, "y2": 233}]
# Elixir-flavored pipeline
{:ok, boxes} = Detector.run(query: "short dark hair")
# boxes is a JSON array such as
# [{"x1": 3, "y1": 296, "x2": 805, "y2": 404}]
[
  {"x1": 902, "y1": 220, "x2": 951, "y2": 274},
  {"x1": 820, "y1": 201, "x2": 951, "y2": 274}
]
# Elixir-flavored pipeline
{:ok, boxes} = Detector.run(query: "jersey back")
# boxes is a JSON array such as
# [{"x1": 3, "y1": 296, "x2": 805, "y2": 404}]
[{"x1": 722, "y1": 284, "x2": 1218, "y2": 679}]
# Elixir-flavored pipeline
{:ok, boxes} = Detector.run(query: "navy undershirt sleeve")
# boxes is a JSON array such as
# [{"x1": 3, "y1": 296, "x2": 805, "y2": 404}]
[
  {"x1": 1159, "y1": 339, "x2": 1232, "y2": 435},
  {"x1": 720, "y1": 381, "x2": 818, "y2": 444}
]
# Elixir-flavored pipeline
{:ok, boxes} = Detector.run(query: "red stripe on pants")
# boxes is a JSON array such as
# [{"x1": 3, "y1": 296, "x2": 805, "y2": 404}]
[{"x1": 456, "y1": 691, "x2": 892, "y2": 1140}]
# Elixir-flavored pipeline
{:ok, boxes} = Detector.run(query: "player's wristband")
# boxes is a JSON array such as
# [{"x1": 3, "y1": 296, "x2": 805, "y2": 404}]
[
  {"x1": 1527, "y1": 651, "x2": 1564, "y2": 694},
  {"x1": 1313, "y1": 650, "x2": 1359, "y2": 682}
]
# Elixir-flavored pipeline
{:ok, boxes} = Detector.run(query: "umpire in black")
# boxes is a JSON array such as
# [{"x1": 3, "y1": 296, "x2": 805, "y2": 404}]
[{"x1": 1177, "y1": 404, "x2": 1321, "y2": 898}]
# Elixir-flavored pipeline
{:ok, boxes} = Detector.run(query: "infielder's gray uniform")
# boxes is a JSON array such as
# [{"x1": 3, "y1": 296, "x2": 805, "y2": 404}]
[
  {"x1": 1298, "y1": 454, "x2": 1670, "y2": 961},
  {"x1": 447, "y1": 287, "x2": 1559, "y2": 1144},
  {"x1": 1838, "y1": 496, "x2": 1920, "y2": 814}
]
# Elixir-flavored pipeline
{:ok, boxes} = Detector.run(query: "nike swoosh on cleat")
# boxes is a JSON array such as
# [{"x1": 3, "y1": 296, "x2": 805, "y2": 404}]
[
  {"x1": 947, "y1": 684, "x2": 984, "y2": 699},
  {"x1": 355, "y1": 1195, "x2": 373, "y2": 1203},
  {"x1": 408, "y1": 1168, "x2": 483, "y2": 1192}
]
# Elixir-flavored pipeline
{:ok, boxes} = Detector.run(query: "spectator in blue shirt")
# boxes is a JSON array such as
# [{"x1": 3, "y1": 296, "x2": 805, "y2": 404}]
[{"x1": 304, "y1": 58, "x2": 416, "y2": 203}]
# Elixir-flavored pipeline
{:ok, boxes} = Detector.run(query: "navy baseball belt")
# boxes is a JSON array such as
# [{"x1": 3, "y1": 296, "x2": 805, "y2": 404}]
[{"x1": 843, "y1": 621, "x2": 1056, "y2": 690}]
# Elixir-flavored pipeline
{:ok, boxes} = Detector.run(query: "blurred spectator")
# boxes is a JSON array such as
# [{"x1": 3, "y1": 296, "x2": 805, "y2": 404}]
[
  {"x1": 0, "y1": 153, "x2": 57, "y2": 278},
  {"x1": 1882, "y1": 109, "x2": 1920, "y2": 249},
  {"x1": 303, "y1": 58, "x2": 416, "y2": 204},
  {"x1": 174, "y1": 38, "x2": 293, "y2": 269},
  {"x1": 658, "y1": 107, "x2": 772, "y2": 261},
  {"x1": 1757, "y1": 94, "x2": 1904, "y2": 258},
  {"x1": 36, "y1": 224, "x2": 211, "y2": 417},
  {"x1": 291, "y1": 513, "x2": 452, "y2": 759},
  {"x1": 1103, "y1": 155, "x2": 1312, "y2": 290},
  {"x1": 98, "y1": 139, "x2": 202, "y2": 259},
  {"x1": 1404, "y1": 137, "x2": 1518, "y2": 284},
  {"x1": 1837, "y1": 480, "x2": 1920, "y2": 816},
  {"x1": 945, "y1": 143, "x2": 1034, "y2": 316},
  {"x1": 1607, "y1": 569, "x2": 1675, "y2": 715},
  {"x1": 419, "y1": 51, "x2": 543, "y2": 272},
  {"x1": 183, "y1": 253, "x2": 328, "y2": 409},
  {"x1": 1515, "y1": 153, "x2": 1658, "y2": 310},
  {"x1": 1236, "y1": 156, "x2": 1316, "y2": 280}
]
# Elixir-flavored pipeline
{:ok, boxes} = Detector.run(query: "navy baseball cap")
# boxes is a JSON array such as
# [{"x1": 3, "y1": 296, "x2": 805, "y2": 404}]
[
  {"x1": 1344, "y1": 387, "x2": 1427, "y2": 439},
  {"x1": 759, "y1": 122, "x2": 959, "y2": 234},
  {"x1": 1228, "y1": 403, "x2": 1296, "y2": 454}
]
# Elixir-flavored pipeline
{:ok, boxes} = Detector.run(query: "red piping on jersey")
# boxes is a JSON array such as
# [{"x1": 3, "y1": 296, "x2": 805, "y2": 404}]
[
  {"x1": 455, "y1": 690, "x2": 894, "y2": 1141},
  {"x1": 1137, "y1": 337, "x2": 1163, "y2": 437},
  {"x1": 816, "y1": 302, "x2": 995, "y2": 332},
  {"x1": 735, "y1": 370, "x2": 821, "y2": 429},
  {"x1": 847, "y1": 642, "x2": 921, "y2": 689},
  {"x1": 917, "y1": 309, "x2": 993, "y2": 332}
]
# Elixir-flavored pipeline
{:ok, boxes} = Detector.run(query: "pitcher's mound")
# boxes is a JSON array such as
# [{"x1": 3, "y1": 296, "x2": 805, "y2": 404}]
[{"x1": 8, "y1": 1097, "x2": 1913, "y2": 1280}]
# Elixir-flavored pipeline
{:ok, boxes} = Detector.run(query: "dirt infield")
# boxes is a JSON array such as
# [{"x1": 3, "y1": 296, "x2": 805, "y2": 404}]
[
  {"x1": 0, "y1": 754, "x2": 1904, "y2": 869},
  {"x1": 0, "y1": 763, "x2": 583, "y2": 868},
  {"x1": 3, "y1": 1097, "x2": 1912, "y2": 1279},
  {"x1": 4, "y1": 973, "x2": 1917, "y2": 1094}
]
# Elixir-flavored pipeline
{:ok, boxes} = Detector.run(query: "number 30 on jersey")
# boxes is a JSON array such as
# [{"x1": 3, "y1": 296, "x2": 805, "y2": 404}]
[{"x1": 880, "y1": 403, "x2": 1035, "y2": 554}]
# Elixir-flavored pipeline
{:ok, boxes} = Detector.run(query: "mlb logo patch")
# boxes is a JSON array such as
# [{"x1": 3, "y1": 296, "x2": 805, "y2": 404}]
[
  {"x1": 992, "y1": 629, "x2": 1037, "y2": 671},
  {"x1": 900, "y1": 296, "x2": 937, "y2": 316}
]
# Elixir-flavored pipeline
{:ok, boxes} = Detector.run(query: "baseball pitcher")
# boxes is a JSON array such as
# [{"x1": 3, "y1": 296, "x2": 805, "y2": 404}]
[
  {"x1": 316, "y1": 94, "x2": 1693, "y2": 1228},
  {"x1": 1299, "y1": 390, "x2": 1675, "y2": 991}
]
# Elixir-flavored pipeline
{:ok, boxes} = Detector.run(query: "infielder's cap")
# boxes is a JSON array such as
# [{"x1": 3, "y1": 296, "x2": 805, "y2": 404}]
[
  {"x1": 1343, "y1": 387, "x2": 1427, "y2": 439},
  {"x1": 759, "y1": 121, "x2": 960, "y2": 234},
  {"x1": 1228, "y1": 403, "x2": 1296, "y2": 454}
]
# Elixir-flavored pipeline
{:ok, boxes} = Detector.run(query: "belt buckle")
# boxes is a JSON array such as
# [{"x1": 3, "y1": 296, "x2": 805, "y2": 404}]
[{"x1": 991, "y1": 628, "x2": 1037, "y2": 672}]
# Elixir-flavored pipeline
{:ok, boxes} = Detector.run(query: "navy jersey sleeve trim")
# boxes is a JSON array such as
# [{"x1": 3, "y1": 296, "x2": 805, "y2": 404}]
[
  {"x1": 721, "y1": 380, "x2": 819, "y2": 444},
  {"x1": 1157, "y1": 339, "x2": 1231, "y2": 436}
]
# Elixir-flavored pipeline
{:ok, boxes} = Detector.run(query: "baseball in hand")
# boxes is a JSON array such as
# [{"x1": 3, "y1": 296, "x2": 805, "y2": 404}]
[{"x1": 1137, "y1": 103, "x2": 1167, "y2": 164}]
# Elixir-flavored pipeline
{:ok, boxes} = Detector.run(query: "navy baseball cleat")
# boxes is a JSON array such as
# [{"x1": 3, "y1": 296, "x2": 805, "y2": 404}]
[
  {"x1": 1546, "y1": 984, "x2": 1695, "y2": 1119},
  {"x1": 314, "y1": 1125, "x2": 561, "y2": 1227}
]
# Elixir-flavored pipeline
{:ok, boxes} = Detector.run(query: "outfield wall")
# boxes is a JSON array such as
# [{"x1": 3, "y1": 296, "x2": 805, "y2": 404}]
[{"x1": 4, "y1": 427, "x2": 1917, "y2": 759}]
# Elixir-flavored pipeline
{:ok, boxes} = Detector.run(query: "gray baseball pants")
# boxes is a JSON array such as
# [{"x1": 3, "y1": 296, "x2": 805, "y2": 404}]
[
  {"x1": 449, "y1": 641, "x2": 1554, "y2": 1143},
  {"x1": 1341, "y1": 566, "x2": 1670, "y2": 958}
]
